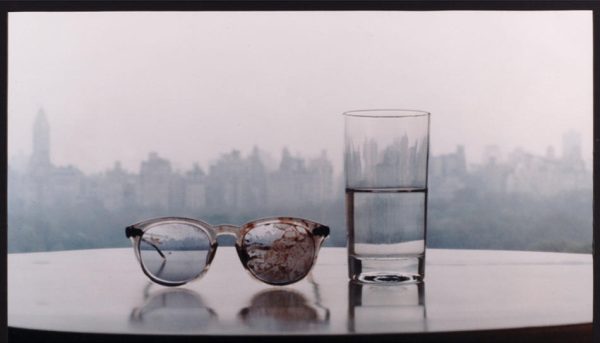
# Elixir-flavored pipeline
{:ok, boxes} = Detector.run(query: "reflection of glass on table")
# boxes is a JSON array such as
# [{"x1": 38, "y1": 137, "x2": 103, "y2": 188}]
[{"x1": 348, "y1": 281, "x2": 426, "y2": 333}]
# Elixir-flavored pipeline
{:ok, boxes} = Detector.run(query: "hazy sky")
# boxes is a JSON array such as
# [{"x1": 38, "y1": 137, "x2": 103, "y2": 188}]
[{"x1": 8, "y1": 11, "x2": 592, "y2": 174}]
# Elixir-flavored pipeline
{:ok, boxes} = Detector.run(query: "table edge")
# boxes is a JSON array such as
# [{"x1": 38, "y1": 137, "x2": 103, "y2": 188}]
[{"x1": 8, "y1": 322, "x2": 593, "y2": 343}]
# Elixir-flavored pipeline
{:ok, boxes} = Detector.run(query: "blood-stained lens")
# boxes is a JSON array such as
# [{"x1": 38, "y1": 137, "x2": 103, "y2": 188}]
[{"x1": 242, "y1": 223, "x2": 315, "y2": 284}]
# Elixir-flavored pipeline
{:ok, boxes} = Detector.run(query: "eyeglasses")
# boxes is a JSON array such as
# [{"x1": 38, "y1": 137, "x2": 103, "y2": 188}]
[{"x1": 125, "y1": 217, "x2": 330, "y2": 286}]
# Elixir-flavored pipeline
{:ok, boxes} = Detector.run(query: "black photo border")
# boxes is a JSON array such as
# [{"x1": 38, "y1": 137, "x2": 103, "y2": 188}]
[{"x1": 0, "y1": 1, "x2": 598, "y2": 342}]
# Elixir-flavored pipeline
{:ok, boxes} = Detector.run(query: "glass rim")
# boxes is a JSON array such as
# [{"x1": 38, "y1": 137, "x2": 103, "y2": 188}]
[{"x1": 343, "y1": 109, "x2": 430, "y2": 118}]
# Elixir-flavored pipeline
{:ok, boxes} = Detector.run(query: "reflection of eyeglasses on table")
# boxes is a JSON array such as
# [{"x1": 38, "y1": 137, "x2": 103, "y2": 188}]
[
  {"x1": 125, "y1": 217, "x2": 330, "y2": 286},
  {"x1": 130, "y1": 279, "x2": 330, "y2": 331}
]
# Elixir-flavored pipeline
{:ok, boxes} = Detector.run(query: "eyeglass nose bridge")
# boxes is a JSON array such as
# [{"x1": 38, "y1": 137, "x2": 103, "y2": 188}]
[{"x1": 214, "y1": 224, "x2": 241, "y2": 238}]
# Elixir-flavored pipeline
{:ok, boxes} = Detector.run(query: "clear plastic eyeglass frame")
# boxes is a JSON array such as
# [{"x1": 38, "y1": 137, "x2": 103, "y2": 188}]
[{"x1": 125, "y1": 217, "x2": 330, "y2": 287}]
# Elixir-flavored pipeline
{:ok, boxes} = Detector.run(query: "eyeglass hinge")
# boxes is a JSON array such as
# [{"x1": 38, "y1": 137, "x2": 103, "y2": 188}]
[
  {"x1": 313, "y1": 225, "x2": 330, "y2": 237},
  {"x1": 125, "y1": 226, "x2": 143, "y2": 238}
]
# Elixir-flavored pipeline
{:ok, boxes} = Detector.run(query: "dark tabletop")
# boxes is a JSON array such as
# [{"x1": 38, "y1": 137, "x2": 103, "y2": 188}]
[{"x1": 7, "y1": 247, "x2": 592, "y2": 341}]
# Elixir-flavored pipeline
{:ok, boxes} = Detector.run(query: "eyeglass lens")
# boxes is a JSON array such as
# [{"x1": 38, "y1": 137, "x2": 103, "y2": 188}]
[{"x1": 139, "y1": 223, "x2": 212, "y2": 284}]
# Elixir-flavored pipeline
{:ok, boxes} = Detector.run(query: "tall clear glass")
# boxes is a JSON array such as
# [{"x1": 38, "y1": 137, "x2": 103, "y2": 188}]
[{"x1": 344, "y1": 109, "x2": 430, "y2": 283}]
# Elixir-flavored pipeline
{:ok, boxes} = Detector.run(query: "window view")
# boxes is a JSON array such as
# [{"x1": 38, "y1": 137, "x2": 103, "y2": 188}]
[{"x1": 7, "y1": 11, "x2": 592, "y2": 253}]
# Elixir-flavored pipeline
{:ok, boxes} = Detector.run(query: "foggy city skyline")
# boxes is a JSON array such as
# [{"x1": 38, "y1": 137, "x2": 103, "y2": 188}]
[
  {"x1": 8, "y1": 107, "x2": 590, "y2": 178},
  {"x1": 8, "y1": 108, "x2": 591, "y2": 254},
  {"x1": 8, "y1": 11, "x2": 593, "y2": 175}
]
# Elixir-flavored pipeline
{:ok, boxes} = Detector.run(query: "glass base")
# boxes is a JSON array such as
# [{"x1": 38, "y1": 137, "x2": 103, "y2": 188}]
[{"x1": 349, "y1": 255, "x2": 424, "y2": 284}]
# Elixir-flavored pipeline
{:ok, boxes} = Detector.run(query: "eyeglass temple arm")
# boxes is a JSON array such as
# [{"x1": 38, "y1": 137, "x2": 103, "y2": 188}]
[{"x1": 125, "y1": 226, "x2": 166, "y2": 259}]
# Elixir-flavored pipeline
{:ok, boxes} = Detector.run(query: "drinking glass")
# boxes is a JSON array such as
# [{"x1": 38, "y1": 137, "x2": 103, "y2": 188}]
[{"x1": 344, "y1": 109, "x2": 430, "y2": 283}]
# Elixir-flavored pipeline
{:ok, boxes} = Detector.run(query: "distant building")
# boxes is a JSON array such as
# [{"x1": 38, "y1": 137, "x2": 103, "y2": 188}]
[
  {"x1": 24, "y1": 108, "x2": 54, "y2": 205},
  {"x1": 206, "y1": 150, "x2": 246, "y2": 212},
  {"x1": 306, "y1": 150, "x2": 334, "y2": 203},
  {"x1": 505, "y1": 133, "x2": 589, "y2": 195},
  {"x1": 30, "y1": 108, "x2": 51, "y2": 172},
  {"x1": 243, "y1": 147, "x2": 268, "y2": 210},
  {"x1": 101, "y1": 162, "x2": 137, "y2": 211},
  {"x1": 139, "y1": 152, "x2": 172, "y2": 209},
  {"x1": 482, "y1": 145, "x2": 502, "y2": 166},
  {"x1": 562, "y1": 130, "x2": 583, "y2": 163},
  {"x1": 429, "y1": 145, "x2": 468, "y2": 199},
  {"x1": 267, "y1": 148, "x2": 308, "y2": 209},
  {"x1": 9, "y1": 108, "x2": 89, "y2": 207},
  {"x1": 49, "y1": 165, "x2": 86, "y2": 206},
  {"x1": 184, "y1": 163, "x2": 207, "y2": 210}
]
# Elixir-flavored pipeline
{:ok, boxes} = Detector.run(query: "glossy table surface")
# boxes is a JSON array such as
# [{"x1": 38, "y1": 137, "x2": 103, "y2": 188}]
[{"x1": 8, "y1": 247, "x2": 592, "y2": 336}]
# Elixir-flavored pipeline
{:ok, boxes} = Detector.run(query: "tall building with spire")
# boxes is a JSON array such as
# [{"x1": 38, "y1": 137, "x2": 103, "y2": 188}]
[
  {"x1": 30, "y1": 108, "x2": 51, "y2": 171},
  {"x1": 21, "y1": 108, "x2": 54, "y2": 206}
]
